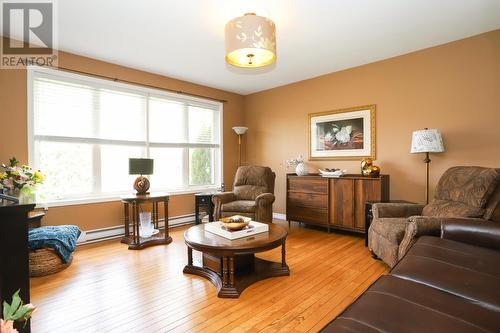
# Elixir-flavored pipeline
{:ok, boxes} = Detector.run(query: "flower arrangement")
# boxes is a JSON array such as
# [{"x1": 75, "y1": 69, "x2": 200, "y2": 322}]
[
  {"x1": 0, "y1": 157, "x2": 45, "y2": 194},
  {"x1": 284, "y1": 154, "x2": 305, "y2": 169},
  {"x1": 1, "y1": 290, "x2": 36, "y2": 333},
  {"x1": 284, "y1": 154, "x2": 309, "y2": 176}
]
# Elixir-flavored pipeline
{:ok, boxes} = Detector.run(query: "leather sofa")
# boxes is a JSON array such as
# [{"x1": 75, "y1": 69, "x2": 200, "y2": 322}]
[
  {"x1": 321, "y1": 218, "x2": 500, "y2": 332},
  {"x1": 212, "y1": 165, "x2": 276, "y2": 223},
  {"x1": 368, "y1": 166, "x2": 500, "y2": 267}
]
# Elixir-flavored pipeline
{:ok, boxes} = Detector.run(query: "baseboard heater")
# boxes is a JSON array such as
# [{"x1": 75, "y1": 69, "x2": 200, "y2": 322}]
[{"x1": 77, "y1": 214, "x2": 195, "y2": 245}]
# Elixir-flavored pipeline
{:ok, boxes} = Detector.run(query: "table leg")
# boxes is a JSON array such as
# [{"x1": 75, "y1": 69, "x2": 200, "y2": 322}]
[
  {"x1": 130, "y1": 203, "x2": 135, "y2": 241},
  {"x1": 152, "y1": 202, "x2": 157, "y2": 229},
  {"x1": 123, "y1": 203, "x2": 129, "y2": 239},
  {"x1": 281, "y1": 241, "x2": 287, "y2": 267},
  {"x1": 164, "y1": 199, "x2": 169, "y2": 239},
  {"x1": 222, "y1": 257, "x2": 228, "y2": 287},
  {"x1": 187, "y1": 247, "x2": 193, "y2": 266},
  {"x1": 228, "y1": 257, "x2": 235, "y2": 287},
  {"x1": 134, "y1": 202, "x2": 140, "y2": 246}
]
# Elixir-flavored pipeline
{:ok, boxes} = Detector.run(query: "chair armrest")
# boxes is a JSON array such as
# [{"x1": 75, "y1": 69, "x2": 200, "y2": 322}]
[
  {"x1": 255, "y1": 193, "x2": 275, "y2": 206},
  {"x1": 255, "y1": 193, "x2": 275, "y2": 223},
  {"x1": 212, "y1": 192, "x2": 237, "y2": 221},
  {"x1": 441, "y1": 218, "x2": 500, "y2": 251},
  {"x1": 372, "y1": 203, "x2": 425, "y2": 219},
  {"x1": 212, "y1": 192, "x2": 236, "y2": 205},
  {"x1": 398, "y1": 216, "x2": 442, "y2": 260}
]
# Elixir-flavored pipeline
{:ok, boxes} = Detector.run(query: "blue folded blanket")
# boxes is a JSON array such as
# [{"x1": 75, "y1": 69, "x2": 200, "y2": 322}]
[{"x1": 28, "y1": 225, "x2": 81, "y2": 263}]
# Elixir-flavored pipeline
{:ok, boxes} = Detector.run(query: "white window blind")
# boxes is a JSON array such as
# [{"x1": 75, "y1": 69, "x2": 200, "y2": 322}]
[{"x1": 28, "y1": 66, "x2": 222, "y2": 205}]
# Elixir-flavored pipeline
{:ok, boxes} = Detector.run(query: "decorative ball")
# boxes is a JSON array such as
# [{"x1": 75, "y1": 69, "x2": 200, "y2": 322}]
[{"x1": 361, "y1": 158, "x2": 380, "y2": 177}]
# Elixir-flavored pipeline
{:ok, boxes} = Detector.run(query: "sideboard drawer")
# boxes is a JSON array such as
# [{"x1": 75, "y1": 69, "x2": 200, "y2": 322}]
[
  {"x1": 288, "y1": 192, "x2": 327, "y2": 209},
  {"x1": 288, "y1": 176, "x2": 328, "y2": 194},
  {"x1": 287, "y1": 206, "x2": 328, "y2": 225}
]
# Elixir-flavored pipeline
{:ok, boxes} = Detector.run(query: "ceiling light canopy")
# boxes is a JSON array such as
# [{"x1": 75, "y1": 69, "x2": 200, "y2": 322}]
[{"x1": 225, "y1": 13, "x2": 276, "y2": 68}]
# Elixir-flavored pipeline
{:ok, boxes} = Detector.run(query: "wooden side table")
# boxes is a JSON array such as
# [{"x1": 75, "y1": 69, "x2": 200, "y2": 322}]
[
  {"x1": 195, "y1": 192, "x2": 215, "y2": 224},
  {"x1": 365, "y1": 200, "x2": 415, "y2": 247},
  {"x1": 121, "y1": 192, "x2": 172, "y2": 250}
]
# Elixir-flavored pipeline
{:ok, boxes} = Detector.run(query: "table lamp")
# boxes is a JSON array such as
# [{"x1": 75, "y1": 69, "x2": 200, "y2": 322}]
[
  {"x1": 410, "y1": 128, "x2": 445, "y2": 204},
  {"x1": 129, "y1": 158, "x2": 154, "y2": 195},
  {"x1": 232, "y1": 126, "x2": 248, "y2": 167}
]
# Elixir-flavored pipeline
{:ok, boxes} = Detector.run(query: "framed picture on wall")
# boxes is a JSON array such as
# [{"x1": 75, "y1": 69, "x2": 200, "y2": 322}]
[{"x1": 309, "y1": 105, "x2": 376, "y2": 160}]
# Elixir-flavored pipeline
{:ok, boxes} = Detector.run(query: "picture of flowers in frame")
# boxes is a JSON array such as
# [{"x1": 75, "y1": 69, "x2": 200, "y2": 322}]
[{"x1": 309, "y1": 105, "x2": 376, "y2": 160}]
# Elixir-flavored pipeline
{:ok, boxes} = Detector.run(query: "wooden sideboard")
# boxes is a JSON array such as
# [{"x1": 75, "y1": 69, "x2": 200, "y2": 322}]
[{"x1": 286, "y1": 174, "x2": 389, "y2": 233}]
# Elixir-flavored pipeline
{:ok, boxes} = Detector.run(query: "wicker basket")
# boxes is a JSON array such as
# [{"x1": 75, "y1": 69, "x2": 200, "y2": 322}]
[{"x1": 29, "y1": 248, "x2": 73, "y2": 277}]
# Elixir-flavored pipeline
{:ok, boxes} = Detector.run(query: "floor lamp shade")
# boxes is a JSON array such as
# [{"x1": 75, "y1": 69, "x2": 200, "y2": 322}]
[
  {"x1": 232, "y1": 126, "x2": 248, "y2": 135},
  {"x1": 129, "y1": 158, "x2": 154, "y2": 195},
  {"x1": 410, "y1": 129, "x2": 445, "y2": 153},
  {"x1": 410, "y1": 129, "x2": 444, "y2": 204},
  {"x1": 233, "y1": 127, "x2": 248, "y2": 167}
]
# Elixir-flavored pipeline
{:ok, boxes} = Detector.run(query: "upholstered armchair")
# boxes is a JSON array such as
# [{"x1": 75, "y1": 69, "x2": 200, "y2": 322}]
[
  {"x1": 368, "y1": 166, "x2": 500, "y2": 267},
  {"x1": 213, "y1": 166, "x2": 276, "y2": 223}
]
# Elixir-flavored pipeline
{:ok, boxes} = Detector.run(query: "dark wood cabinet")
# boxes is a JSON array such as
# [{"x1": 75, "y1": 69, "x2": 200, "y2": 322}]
[
  {"x1": 0, "y1": 200, "x2": 35, "y2": 333},
  {"x1": 286, "y1": 174, "x2": 389, "y2": 233}
]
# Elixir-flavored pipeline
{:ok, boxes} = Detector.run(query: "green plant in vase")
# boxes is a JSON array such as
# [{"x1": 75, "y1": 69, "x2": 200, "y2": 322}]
[
  {"x1": 1, "y1": 290, "x2": 36, "y2": 333},
  {"x1": 0, "y1": 157, "x2": 45, "y2": 195}
]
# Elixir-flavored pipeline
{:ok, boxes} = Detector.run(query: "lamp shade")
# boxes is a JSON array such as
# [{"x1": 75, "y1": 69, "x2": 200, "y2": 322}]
[
  {"x1": 129, "y1": 158, "x2": 154, "y2": 175},
  {"x1": 225, "y1": 13, "x2": 276, "y2": 68},
  {"x1": 410, "y1": 129, "x2": 445, "y2": 153},
  {"x1": 232, "y1": 126, "x2": 248, "y2": 135}
]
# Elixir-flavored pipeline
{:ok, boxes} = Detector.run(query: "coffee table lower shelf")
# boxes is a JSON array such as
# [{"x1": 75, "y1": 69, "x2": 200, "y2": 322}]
[{"x1": 183, "y1": 253, "x2": 289, "y2": 298}]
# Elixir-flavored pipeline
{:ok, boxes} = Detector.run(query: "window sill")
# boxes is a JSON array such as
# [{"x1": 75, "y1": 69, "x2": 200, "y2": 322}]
[{"x1": 36, "y1": 186, "x2": 219, "y2": 209}]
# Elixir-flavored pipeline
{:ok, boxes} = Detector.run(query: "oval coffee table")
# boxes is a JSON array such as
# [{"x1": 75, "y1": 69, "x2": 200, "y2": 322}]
[{"x1": 183, "y1": 223, "x2": 289, "y2": 298}]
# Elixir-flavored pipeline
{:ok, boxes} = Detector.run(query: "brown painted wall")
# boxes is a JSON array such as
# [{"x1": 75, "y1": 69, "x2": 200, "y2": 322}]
[
  {"x1": 0, "y1": 44, "x2": 244, "y2": 230},
  {"x1": 2, "y1": 30, "x2": 500, "y2": 228},
  {"x1": 244, "y1": 29, "x2": 500, "y2": 214}
]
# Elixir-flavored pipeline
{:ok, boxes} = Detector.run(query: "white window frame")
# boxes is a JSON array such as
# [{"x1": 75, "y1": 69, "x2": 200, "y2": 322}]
[{"x1": 27, "y1": 65, "x2": 223, "y2": 207}]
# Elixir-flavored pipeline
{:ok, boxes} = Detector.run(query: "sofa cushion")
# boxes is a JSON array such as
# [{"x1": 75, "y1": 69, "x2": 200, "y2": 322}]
[
  {"x1": 221, "y1": 200, "x2": 256, "y2": 213},
  {"x1": 422, "y1": 200, "x2": 485, "y2": 218},
  {"x1": 433, "y1": 166, "x2": 500, "y2": 208},
  {"x1": 321, "y1": 275, "x2": 500, "y2": 333},
  {"x1": 391, "y1": 236, "x2": 500, "y2": 311}
]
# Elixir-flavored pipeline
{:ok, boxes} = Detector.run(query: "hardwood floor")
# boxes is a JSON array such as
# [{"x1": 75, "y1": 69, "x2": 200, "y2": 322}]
[{"x1": 30, "y1": 220, "x2": 388, "y2": 332}]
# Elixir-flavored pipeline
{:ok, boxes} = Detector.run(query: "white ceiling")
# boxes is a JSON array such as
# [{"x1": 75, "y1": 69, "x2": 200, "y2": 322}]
[{"x1": 16, "y1": 0, "x2": 500, "y2": 94}]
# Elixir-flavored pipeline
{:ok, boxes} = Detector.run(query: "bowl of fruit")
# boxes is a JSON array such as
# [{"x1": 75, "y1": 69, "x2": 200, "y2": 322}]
[{"x1": 219, "y1": 215, "x2": 251, "y2": 231}]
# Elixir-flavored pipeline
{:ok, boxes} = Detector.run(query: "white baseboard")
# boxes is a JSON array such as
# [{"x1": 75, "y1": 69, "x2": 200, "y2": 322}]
[
  {"x1": 273, "y1": 213, "x2": 286, "y2": 221},
  {"x1": 77, "y1": 214, "x2": 195, "y2": 245}
]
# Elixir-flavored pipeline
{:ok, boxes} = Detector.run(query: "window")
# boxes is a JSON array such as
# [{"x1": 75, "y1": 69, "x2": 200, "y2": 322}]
[{"x1": 28, "y1": 66, "x2": 222, "y2": 205}]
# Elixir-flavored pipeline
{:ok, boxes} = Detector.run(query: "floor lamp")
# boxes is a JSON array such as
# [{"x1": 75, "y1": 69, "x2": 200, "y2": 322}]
[
  {"x1": 410, "y1": 128, "x2": 445, "y2": 204},
  {"x1": 232, "y1": 126, "x2": 248, "y2": 167}
]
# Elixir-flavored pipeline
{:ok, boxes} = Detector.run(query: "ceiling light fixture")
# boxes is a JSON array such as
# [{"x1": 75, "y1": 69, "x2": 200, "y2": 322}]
[{"x1": 225, "y1": 13, "x2": 276, "y2": 68}]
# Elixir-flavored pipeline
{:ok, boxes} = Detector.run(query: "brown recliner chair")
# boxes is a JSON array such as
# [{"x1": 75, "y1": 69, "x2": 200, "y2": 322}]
[
  {"x1": 368, "y1": 166, "x2": 500, "y2": 267},
  {"x1": 212, "y1": 166, "x2": 276, "y2": 223}
]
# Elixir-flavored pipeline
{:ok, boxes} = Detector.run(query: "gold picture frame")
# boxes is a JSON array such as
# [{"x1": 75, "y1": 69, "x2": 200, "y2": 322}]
[{"x1": 308, "y1": 105, "x2": 376, "y2": 161}]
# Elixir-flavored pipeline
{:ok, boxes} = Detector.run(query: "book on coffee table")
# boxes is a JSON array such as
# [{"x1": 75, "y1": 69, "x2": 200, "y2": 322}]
[{"x1": 205, "y1": 221, "x2": 269, "y2": 240}]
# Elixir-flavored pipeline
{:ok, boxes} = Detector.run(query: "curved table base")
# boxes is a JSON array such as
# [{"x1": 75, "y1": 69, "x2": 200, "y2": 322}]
[
  {"x1": 183, "y1": 257, "x2": 289, "y2": 298},
  {"x1": 122, "y1": 233, "x2": 173, "y2": 250}
]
